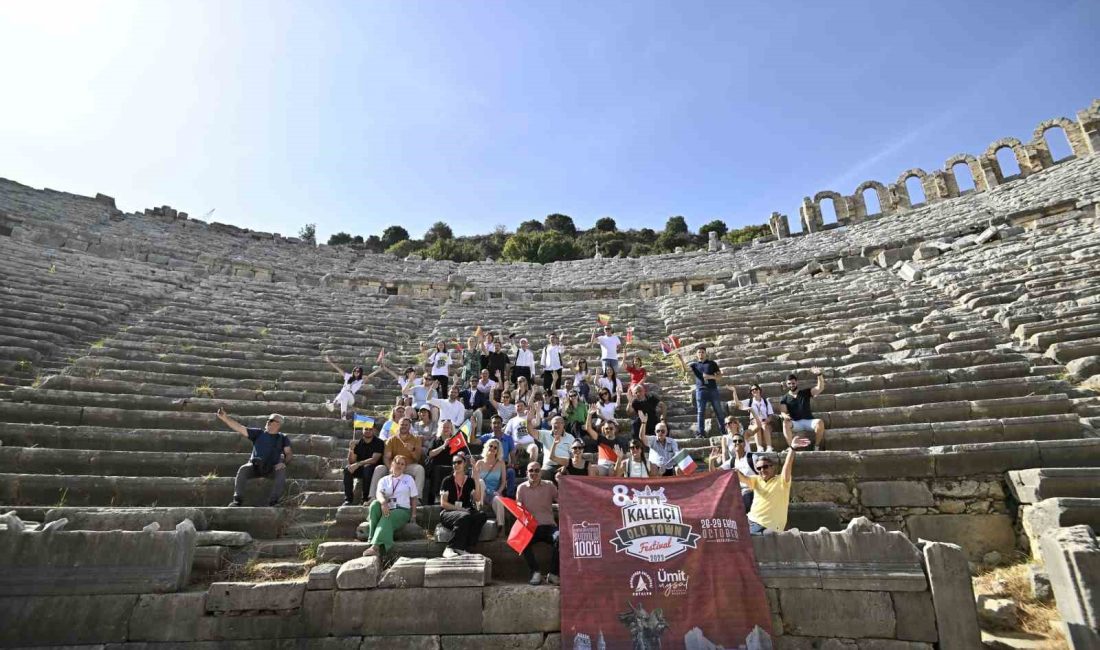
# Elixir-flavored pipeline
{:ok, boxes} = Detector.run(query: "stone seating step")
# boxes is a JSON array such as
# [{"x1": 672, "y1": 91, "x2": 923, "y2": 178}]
[
  {"x1": 0, "y1": 447, "x2": 329, "y2": 479},
  {"x1": 1046, "y1": 336, "x2": 1100, "y2": 363},
  {"x1": 0, "y1": 473, "x2": 341, "y2": 508},
  {"x1": 0, "y1": 402, "x2": 353, "y2": 436},
  {"x1": 1021, "y1": 497, "x2": 1100, "y2": 557},
  {"x1": 252, "y1": 537, "x2": 313, "y2": 559},
  {"x1": 1014, "y1": 315, "x2": 1100, "y2": 343},
  {"x1": 300, "y1": 491, "x2": 347, "y2": 507},
  {"x1": 39, "y1": 505, "x2": 337, "y2": 539},
  {"x1": 10, "y1": 388, "x2": 338, "y2": 419},
  {"x1": 0, "y1": 422, "x2": 338, "y2": 456},
  {"x1": 1007, "y1": 468, "x2": 1100, "y2": 503},
  {"x1": 787, "y1": 414, "x2": 1083, "y2": 451}
]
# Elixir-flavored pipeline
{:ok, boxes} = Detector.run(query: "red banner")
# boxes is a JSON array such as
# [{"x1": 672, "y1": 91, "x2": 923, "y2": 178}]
[{"x1": 559, "y1": 471, "x2": 772, "y2": 649}]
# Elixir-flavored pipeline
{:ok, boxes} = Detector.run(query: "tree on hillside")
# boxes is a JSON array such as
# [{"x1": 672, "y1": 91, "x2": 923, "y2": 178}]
[
  {"x1": 299, "y1": 223, "x2": 317, "y2": 244},
  {"x1": 699, "y1": 219, "x2": 728, "y2": 240},
  {"x1": 594, "y1": 217, "x2": 617, "y2": 232},
  {"x1": 724, "y1": 224, "x2": 771, "y2": 245},
  {"x1": 536, "y1": 231, "x2": 580, "y2": 263},
  {"x1": 664, "y1": 216, "x2": 689, "y2": 235},
  {"x1": 423, "y1": 221, "x2": 454, "y2": 245},
  {"x1": 502, "y1": 232, "x2": 542, "y2": 262},
  {"x1": 422, "y1": 237, "x2": 481, "y2": 262},
  {"x1": 386, "y1": 239, "x2": 422, "y2": 258},
  {"x1": 328, "y1": 232, "x2": 353, "y2": 246},
  {"x1": 517, "y1": 219, "x2": 544, "y2": 233},
  {"x1": 364, "y1": 235, "x2": 384, "y2": 253},
  {"x1": 544, "y1": 213, "x2": 577, "y2": 236},
  {"x1": 381, "y1": 225, "x2": 410, "y2": 249}
]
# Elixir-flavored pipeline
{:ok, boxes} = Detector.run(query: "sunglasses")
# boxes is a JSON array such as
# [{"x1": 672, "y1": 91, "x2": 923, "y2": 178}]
[
  {"x1": 527, "y1": 469, "x2": 540, "y2": 474},
  {"x1": 732, "y1": 438, "x2": 744, "y2": 444},
  {"x1": 755, "y1": 464, "x2": 773, "y2": 470},
  {"x1": 267, "y1": 418, "x2": 279, "y2": 423},
  {"x1": 571, "y1": 447, "x2": 584, "y2": 451}
]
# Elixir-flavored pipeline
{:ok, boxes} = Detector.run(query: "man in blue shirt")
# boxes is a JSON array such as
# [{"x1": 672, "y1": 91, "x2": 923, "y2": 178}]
[
  {"x1": 477, "y1": 414, "x2": 517, "y2": 496},
  {"x1": 217, "y1": 408, "x2": 293, "y2": 507},
  {"x1": 688, "y1": 345, "x2": 726, "y2": 439}
]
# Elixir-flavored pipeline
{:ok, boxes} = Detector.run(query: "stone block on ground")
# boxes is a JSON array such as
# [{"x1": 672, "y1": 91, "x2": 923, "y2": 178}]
[
  {"x1": 360, "y1": 636, "x2": 442, "y2": 649},
  {"x1": 336, "y1": 555, "x2": 381, "y2": 590},
  {"x1": 891, "y1": 591, "x2": 939, "y2": 643},
  {"x1": 434, "y1": 520, "x2": 498, "y2": 543},
  {"x1": 922, "y1": 541, "x2": 981, "y2": 650},
  {"x1": 308, "y1": 563, "x2": 341, "y2": 590},
  {"x1": 906, "y1": 514, "x2": 1016, "y2": 561},
  {"x1": 442, "y1": 633, "x2": 544, "y2": 650},
  {"x1": 779, "y1": 588, "x2": 896, "y2": 638},
  {"x1": 1027, "y1": 565, "x2": 1052, "y2": 603},
  {"x1": 482, "y1": 584, "x2": 560, "y2": 633},
  {"x1": 423, "y1": 553, "x2": 491, "y2": 587},
  {"x1": 379, "y1": 556, "x2": 428, "y2": 588},
  {"x1": 0, "y1": 594, "x2": 138, "y2": 646},
  {"x1": 205, "y1": 580, "x2": 305, "y2": 613},
  {"x1": 332, "y1": 587, "x2": 482, "y2": 635},
  {"x1": 1038, "y1": 525, "x2": 1100, "y2": 650},
  {"x1": 317, "y1": 541, "x2": 372, "y2": 562},
  {"x1": 858, "y1": 482, "x2": 934, "y2": 507},
  {"x1": 196, "y1": 529, "x2": 253, "y2": 547},
  {"x1": 977, "y1": 595, "x2": 1018, "y2": 630}
]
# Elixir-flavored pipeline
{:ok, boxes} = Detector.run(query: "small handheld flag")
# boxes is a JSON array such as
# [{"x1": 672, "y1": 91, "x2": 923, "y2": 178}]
[
  {"x1": 671, "y1": 448, "x2": 697, "y2": 476},
  {"x1": 497, "y1": 496, "x2": 538, "y2": 554},
  {"x1": 660, "y1": 339, "x2": 672, "y2": 355},
  {"x1": 597, "y1": 442, "x2": 619, "y2": 464},
  {"x1": 474, "y1": 325, "x2": 482, "y2": 338},
  {"x1": 625, "y1": 326, "x2": 634, "y2": 344},
  {"x1": 446, "y1": 427, "x2": 469, "y2": 454},
  {"x1": 596, "y1": 313, "x2": 611, "y2": 326},
  {"x1": 353, "y1": 414, "x2": 375, "y2": 431}
]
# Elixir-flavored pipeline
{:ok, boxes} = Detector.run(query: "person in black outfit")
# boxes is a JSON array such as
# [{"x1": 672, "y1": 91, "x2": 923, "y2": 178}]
[
  {"x1": 439, "y1": 454, "x2": 488, "y2": 557},
  {"x1": 557, "y1": 440, "x2": 596, "y2": 478},
  {"x1": 342, "y1": 423, "x2": 385, "y2": 505},
  {"x1": 628, "y1": 383, "x2": 666, "y2": 440},
  {"x1": 778, "y1": 369, "x2": 826, "y2": 450},
  {"x1": 688, "y1": 345, "x2": 725, "y2": 439}
]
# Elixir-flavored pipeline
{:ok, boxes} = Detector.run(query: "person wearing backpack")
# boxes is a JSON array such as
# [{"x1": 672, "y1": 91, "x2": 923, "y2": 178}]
[{"x1": 217, "y1": 408, "x2": 293, "y2": 507}]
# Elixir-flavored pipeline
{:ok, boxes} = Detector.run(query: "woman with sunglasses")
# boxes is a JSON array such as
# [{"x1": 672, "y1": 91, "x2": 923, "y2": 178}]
[
  {"x1": 583, "y1": 409, "x2": 623, "y2": 476},
  {"x1": 593, "y1": 387, "x2": 618, "y2": 423},
  {"x1": 512, "y1": 375, "x2": 534, "y2": 406},
  {"x1": 322, "y1": 355, "x2": 383, "y2": 420},
  {"x1": 572, "y1": 359, "x2": 591, "y2": 402},
  {"x1": 710, "y1": 418, "x2": 757, "y2": 512},
  {"x1": 439, "y1": 453, "x2": 488, "y2": 557},
  {"x1": 562, "y1": 389, "x2": 588, "y2": 436},
  {"x1": 363, "y1": 455, "x2": 418, "y2": 557},
  {"x1": 615, "y1": 438, "x2": 657, "y2": 478},
  {"x1": 732, "y1": 384, "x2": 775, "y2": 452},
  {"x1": 474, "y1": 438, "x2": 508, "y2": 530},
  {"x1": 557, "y1": 440, "x2": 597, "y2": 479}
]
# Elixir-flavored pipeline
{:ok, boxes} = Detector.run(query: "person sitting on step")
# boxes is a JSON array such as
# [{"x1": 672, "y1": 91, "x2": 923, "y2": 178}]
[
  {"x1": 557, "y1": 440, "x2": 596, "y2": 478},
  {"x1": 424, "y1": 419, "x2": 466, "y2": 505},
  {"x1": 709, "y1": 417, "x2": 758, "y2": 513},
  {"x1": 628, "y1": 382, "x2": 665, "y2": 440},
  {"x1": 732, "y1": 383, "x2": 776, "y2": 452},
  {"x1": 615, "y1": 438, "x2": 658, "y2": 478},
  {"x1": 736, "y1": 437, "x2": 809, "y2": 535},
  {"x1": 474, "y1": 436, "x2": 510, "y2": 529},
  {"x1": 322, "y1": 355, "x2": 383, "y2": 420},
  {"x1": 369, "y1": 417, "x2": 426, "y2": 500},
  {"x1": 644, "y1": 418, "x2": 679, "y2": 476},
  {"x1": 583, "y1": 409, "x2": 623, "y2": 477},
  {"x1": 779, "y1": 369, "x2": 826, "y2": 451},
  {"x1": 379, "y1": 403, "x2": 406, "y2": 440},
  {"x1": 517, "y1": 461, "x2": 560, "y2": 586},
  {"x1": 625, "y1": 354, "x2": 648, "y2": 389},
  {"x1": 439, "y1": 453, "x2": 488, "y2": 557},
  {"x1": 217, "y1": 408, "x2": 292, "y2": 507},
  {"x1": 363, "y1": 455, "x2": 419, "y2": 557},
  {"x1": 342, "y1": 419, "x2": 384, "y2": 506}
]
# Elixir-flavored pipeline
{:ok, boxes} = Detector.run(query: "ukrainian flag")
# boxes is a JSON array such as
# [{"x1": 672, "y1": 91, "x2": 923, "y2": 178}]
[
  {"x1": 353, "y1": 414, "x2": 375, "y2": 431},
  {"x1": 458, "y1": 419, "x2": 472, "y2": 437}
]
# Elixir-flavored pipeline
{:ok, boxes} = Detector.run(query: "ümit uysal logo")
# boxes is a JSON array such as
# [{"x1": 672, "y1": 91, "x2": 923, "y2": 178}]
[{"x1": 610, "y1": 485, "x2": 700, "y2": 563}]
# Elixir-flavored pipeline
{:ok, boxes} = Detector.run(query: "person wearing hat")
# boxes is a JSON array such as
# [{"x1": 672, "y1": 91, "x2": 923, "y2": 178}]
[{"x1": 217, "y1": 408, "x2": 293, "y2": 507}]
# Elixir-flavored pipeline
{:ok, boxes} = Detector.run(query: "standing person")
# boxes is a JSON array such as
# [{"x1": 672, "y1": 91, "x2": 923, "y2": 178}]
[
  {"x1": 399, "y1": 368, "x2": 434, "y2": 408},
  {"x1": 779, "y1": 370, "x2": 827, "y2": 450},
  {"x1": 486, "y1": 334, "x2": 510, "y2": 385},
  {"x1": 460, "y1": 335, "x2": 481, "y2": 384},
  {"x1": 511, "y1": 336, "x2": 537, "y2": 385},
  {"x1": 439, "y1": 453, "x2": 488, "y2": 557},
  {"x1": 628, "y1": 383, "x2": 665, "y2": 440},
  {"x1": 342, "y1": 421, "x2": 385, "y2": 505},
  {"x1": 475, "y1": 436, "x2": 510, "y2": 526},
  {"x1": 591, "y1": 325, "x2": 622, "y2": 373},
  {"x1": 645, "y1": 419, "x2": 679, "y2": 476},
  {"x1": 539, "y1": 333, "x2": 565, "y2": 392},
  {"x1": 322, "y1": 356, "x2": 382, "y2": 420},
  {"x1": 597, "y1": 365, "x2": 624, "y2": 398},
  {"x1": 573, "y1": 359, "x2": 591, "y2": 402},
  {"x1": 459, "y1": 377, "x2": 486, "y2": 435},
  {"x1": 733, "y1": 383, "x2": 776, "y2": 452},
  {"x1": 517, "y1": 462, "x2": 560, "y2": 586},
  {"x1": 362, "y1": 455, "x2": 418, "y2": 556},
  {"x1": 217, "y1": 409, "x2": 292, "y2": 507},
  {"x1": 369, "y1": 417, "x2": 426, "y2": 500},
  {"x1": 736, "y1": 438, "x2": 807, "y2": 534},
  {"x1": 688, "y1": 345, "x2": 726, "y2": 439},
  {"x1": 615, "y1": 438, "x2": 657, "y2": 478},
  {"x1": 423, "y1": 341, "x2": 453, "y2": 395},
  {"x1": 512, "y1": 375, "x2": 534, "y2": 406}
]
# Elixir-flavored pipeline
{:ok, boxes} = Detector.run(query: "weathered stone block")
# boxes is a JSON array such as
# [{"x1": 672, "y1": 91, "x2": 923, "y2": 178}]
[
  {"x1": 308, "y1": 563, "x2": 341, "y2": 590},
  {"x1": 205, "y1": 580, "x2": 305, "y2": 613},
  {"x1": 0, "y1": 594, "x2": 138, "y2": 645},
  {"x1": 483, "y1": 585, "x2": 560, "y2": 633},
  {"x1": 922, "y1": 541, "x2": 981, "y2": 650},
  {"x1": 336, "y1": 555, "x2": 381, "y2": 590},
  {"x1": 317, "y1": 541, "x2": 371, "y2": 562},
  {"x1": 1038, "y1": 525, "x2": 1100, "y2": 649},
  {"x1": 906, "y1": 515, "x2": 1016, "y2": 561},
  {"x1": 361, "y1": 636, "x2": 442, "y2": 649},
  {"x1": 196, "y1": 530, "x2": 252, "y2": 547},
  {"x1": 892, "y1": 591, "x2": 939, "y2": 642},
  {"x1": 332, "y1": 587, "x2": 482, "y2": 636},
  {"x1": 379, "y1": 556, "x2": 428, "y2": 588},
  {"x1": 858, "y1": 481, "x2": 934, "y2": 507},
  {"x1": 442, "y1": 633, "x2": 544, "y2": 650},
  {"x1": 423, "y1": 553, "x2": 490, "y2": 587},
  {"x1": 779, "y1": 588, "x2": 896, "y2": 638}
]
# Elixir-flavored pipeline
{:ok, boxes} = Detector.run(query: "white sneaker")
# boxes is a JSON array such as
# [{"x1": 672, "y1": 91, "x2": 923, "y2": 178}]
[
  {"x1": 528, "y1": 571, "x2": 542, "y2": 586},
  {"x1": 455, "y1": 549, "x2": 468, "y2": 555},
  {"x1": 325, "y1": 401, "x2": 335, "y2": 413},
  {"x1": 765, "y1": 446, "x2": 774, "y2": 453},
  {"x1": 546, "y1": 573, "x2": 560, "y2": 586},
  {"x1": 443, "y1": 547, "x2": 459, "y2": 559}
]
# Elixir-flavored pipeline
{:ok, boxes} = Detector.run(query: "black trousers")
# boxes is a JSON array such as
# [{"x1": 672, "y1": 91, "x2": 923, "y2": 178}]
[
  {"x1": 511, "y1": 366, "x2": 532, "y2": 384},
  {"x1": 342, "y1": 465, "x2": 372, "y2": 502},
  {"x1": 542, "y1": 370, "x2": 560, "y2": 391},
  {"x1": 440, "y1": 508, "x2": 489, "y2": 551},
  {"x1": 522, "y1": 524, "x2": 560, "y2": 574},
  {"x1": 432, "y1": 374, "x2": 450, "y2": 395},
  {"x1": 425, "y1": 464, "x2": 453, "y2": 506}
]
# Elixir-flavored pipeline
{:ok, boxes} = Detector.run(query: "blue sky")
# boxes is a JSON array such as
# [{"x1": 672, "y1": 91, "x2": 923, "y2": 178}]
[{"x1": 0, "y1": 1, "x2": 1096, "y2": 241}]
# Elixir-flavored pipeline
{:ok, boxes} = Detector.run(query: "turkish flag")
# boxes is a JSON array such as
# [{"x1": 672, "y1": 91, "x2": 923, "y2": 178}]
[
  {"x1": 497, "y1": 496, "x2": 538, "y2": 554},
  {"x1": 446, "y1": 431, "x2": 468, "y2": 455}
]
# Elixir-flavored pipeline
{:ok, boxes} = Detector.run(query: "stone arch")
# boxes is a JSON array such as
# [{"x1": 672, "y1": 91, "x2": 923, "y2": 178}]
[
  {"x1": 812, "y1": 190, "x2": 850, "y2": 224},
  {"x1": 943, "y1": 153, "x2": 986, "y2": 194},
  {"x1": 893, "y1": 168, "x2": 932, "y2": 210},
  {"x1": 851, "y1": 180, "x2": 894, "y2": 218},
  {"x1": 1030, "y1": 117, "x2": 1089, "y2": 168},
  {"x1": 982, "y1": 137, "x2": 1033, "y2": 184}
]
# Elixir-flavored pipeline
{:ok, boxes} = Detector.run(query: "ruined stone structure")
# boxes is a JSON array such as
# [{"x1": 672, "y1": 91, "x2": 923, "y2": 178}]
[{"x1": 1, "y1": 99, "x2": 1099, "y2": 648}]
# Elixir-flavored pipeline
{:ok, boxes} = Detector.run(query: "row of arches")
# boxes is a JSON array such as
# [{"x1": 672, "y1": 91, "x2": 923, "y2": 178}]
[{"x1": 793, "y1": 101, "x2": 1100, "y2": 234}]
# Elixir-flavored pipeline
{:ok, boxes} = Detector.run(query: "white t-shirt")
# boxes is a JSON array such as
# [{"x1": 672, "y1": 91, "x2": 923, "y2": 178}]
[
  {"x1": 428, "y1": 351, "x2": 451, "y2": 377},
  {"x1": 378, "y1": 473, "x2": 417, "y2": 509},
  {"x1": 537, "y1": 429, "x2": 575, "y2": 470},
  {"x1": 476, "y1": 378, "x2": 498, "y2": 395},
  {"x1": 541, "y1": 345, "x2": 564, "y2": 372},
  {"x1": 574, "y1": 370, "x2": 588, "y2": 385},
  {"x1": 595, "y1": 401, "x2": 617, "y2": 422},
  {"x1": 515, "y1": 348, "x2": 536, "y2": 373},
  {"x1": 505, "y1": 414, "x2": 534, "y2": 445},
  {"x1": 745, "y1": 397, "x2": 774, "y2": 422},
  {"x1": 429, "y1": 398, "x2": 466, "y2": 426},
  {"x1": 597, "y1": 335, "x2": 622, "y2": 361},
  {"x1": 597, "y1": 376, "x2": 620, "y2": 394}
]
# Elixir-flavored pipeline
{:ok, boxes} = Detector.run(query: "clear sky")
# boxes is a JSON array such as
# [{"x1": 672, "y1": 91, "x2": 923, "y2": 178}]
[{"x1": 1, "y1": 1, "x2": 1096, "y2": 242}]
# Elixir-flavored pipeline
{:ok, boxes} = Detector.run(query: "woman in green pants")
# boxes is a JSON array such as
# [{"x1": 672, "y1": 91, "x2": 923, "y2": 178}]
[{"x1": 362, "y1": 455, "x2": 419, "y2": 556}]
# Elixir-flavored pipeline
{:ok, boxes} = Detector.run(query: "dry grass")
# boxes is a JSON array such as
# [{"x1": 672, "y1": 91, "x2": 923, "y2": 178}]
[
  {"x1": 974, "y1": 562, "x2": 1066, "y2": 646},
  {"x1": 214, "y1": 558, "x2": 313, "y2": 583}
]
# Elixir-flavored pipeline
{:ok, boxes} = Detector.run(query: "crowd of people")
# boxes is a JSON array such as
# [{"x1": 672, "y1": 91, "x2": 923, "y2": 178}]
[{"x1": 217, "y1": 326, "x2": 825, "y2": 585}]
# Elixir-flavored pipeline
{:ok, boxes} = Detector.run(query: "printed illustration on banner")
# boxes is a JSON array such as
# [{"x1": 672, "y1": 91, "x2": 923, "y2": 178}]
[
  {"x1": 572, "y1": 521, "x2": 602, "y2": 559},
  {"x1": 610, "y1": 484, "x2": 700, "y2": 563}
]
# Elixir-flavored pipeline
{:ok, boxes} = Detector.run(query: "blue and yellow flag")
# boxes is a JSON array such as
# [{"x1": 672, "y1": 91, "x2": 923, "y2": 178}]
[
  {"x1": 458, "y1": 419, "x2": 472, "y2": 437},
  {"x1": 353, "y1": 414, "x2": 375, "y2": 431}
]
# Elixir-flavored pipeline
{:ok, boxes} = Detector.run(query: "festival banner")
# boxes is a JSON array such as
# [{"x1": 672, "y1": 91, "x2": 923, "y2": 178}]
[{"x1": 559, "y1": 471, "x2": 772, "y2": 649}]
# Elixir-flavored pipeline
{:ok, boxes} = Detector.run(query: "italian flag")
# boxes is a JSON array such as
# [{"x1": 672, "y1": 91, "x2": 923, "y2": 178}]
[{"x1": 671, "y1": 448, "x2": 697, "y2": 475}]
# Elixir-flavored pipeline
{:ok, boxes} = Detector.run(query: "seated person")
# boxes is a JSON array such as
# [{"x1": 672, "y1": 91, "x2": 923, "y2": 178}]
[
  {"x1": 342, "y1": 421, "x2": 384, "y2": 505},
  {"x1": 475, "y1": 415, "x2": 516, "y2": 497},
  {"x1": 557, "y1": 440, "x2": 596, "y2": 478},
  {"x1": 369, "y1": 417, "x2": 426, "y2": 499},
  {"x1": 363, "y1": 455, "x2": 419, "y2": 556},
  {"x1": 475, "y1": 437, "x2": 510, "y2": 529},
  {"x1": 517, "y1": 462, "x2": 560, "y2": 586},
  {"x1": 644, "y1": 418, "x2": 678, "y2": 476},
  {"x1": 779, "y1": 370, "x2": 826, "y2": 450},
  {"x1": 217, "y1": 409, "x2": 292, "y2": 507},
  {"x1": 615, "y1": 438, "x2": 658, "y2": 478},
  {"x1": 439, "y1": 453, "x2": 488, "y2": 557}
]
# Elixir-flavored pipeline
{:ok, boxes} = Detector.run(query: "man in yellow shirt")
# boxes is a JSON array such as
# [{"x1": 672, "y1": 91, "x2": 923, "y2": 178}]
[{"x1": 736, "y1": 436, "x2": 805, "y2": 534}]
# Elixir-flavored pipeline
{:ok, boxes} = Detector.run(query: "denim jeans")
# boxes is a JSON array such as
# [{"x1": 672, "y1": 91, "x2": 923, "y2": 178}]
[{"x1": 695, "y1": 386, "x2": 726, "y2": 438}]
